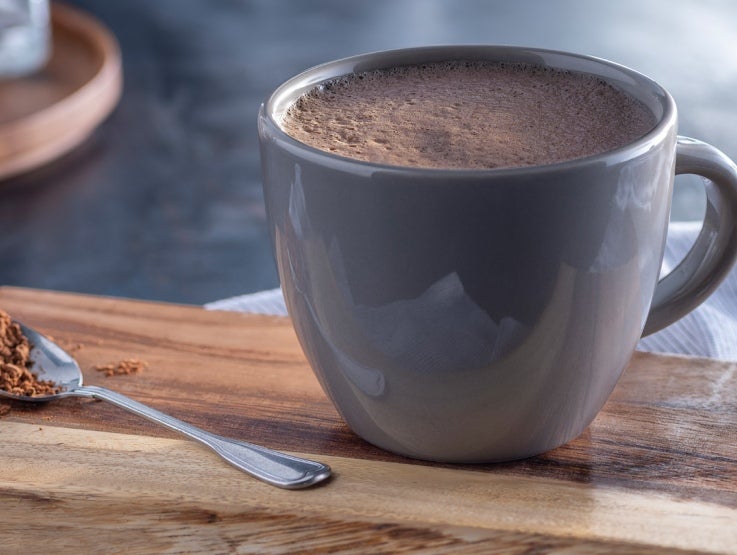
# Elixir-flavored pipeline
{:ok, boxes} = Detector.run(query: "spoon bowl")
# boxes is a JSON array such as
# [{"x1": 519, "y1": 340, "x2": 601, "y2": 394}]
[
  {"x1": 0, "y1": 322, "x2": 332, "y2": 489},
  {"x1": 10, "y1": 324, "x2": 83, "y2": 400}
]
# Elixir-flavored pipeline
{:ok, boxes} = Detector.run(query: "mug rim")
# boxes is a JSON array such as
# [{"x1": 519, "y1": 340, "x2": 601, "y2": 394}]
[{"x1": 260, "y1": 45, "x2": 677, "y2": 177}]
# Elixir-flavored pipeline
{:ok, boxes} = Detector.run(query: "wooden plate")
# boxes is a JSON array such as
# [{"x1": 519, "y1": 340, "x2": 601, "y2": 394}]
[{"x1": 0, "y1": 2, "x2": 122, "y2": 181}]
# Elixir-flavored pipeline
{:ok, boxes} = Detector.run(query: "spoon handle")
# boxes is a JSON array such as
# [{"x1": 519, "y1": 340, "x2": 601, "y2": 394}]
[{"x1": 73, "y1": 385, "x2": 331, "y2": 489}]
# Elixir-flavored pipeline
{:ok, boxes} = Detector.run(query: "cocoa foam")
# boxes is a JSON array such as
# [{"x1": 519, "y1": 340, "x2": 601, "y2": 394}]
[{"x1": 280, "y1": 61, "x2": 656, "y2": 170}]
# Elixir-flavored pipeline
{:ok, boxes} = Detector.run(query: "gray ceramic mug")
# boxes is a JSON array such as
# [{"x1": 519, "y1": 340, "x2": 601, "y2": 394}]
[{"x1": 258, "y1": 46, "x2": 737, "y2": 462}]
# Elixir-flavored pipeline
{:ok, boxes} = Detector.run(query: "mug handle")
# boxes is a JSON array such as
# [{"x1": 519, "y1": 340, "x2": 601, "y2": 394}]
[{"x1": 643, "y1": 136, "x2": 737, "y2": 336}]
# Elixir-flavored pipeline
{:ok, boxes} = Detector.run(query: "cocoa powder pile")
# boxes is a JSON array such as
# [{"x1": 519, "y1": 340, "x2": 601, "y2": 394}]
[
  {"x1": 0, "y1": 309, "x2": 61, "y2": 396},
  {"x1": 93, "y1": 359, "x2": 148, "y2": 377}
]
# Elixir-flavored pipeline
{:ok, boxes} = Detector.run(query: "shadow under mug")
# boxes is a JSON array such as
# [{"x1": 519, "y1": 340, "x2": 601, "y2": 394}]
[{"x1": 258, "y1": 46, "x2": 737, "y2": 463}]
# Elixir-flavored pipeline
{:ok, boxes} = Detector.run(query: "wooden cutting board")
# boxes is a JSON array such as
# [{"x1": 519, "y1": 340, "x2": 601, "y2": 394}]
[{"x1": 1, "y1": 286, "x2": 736, "y2": 554}]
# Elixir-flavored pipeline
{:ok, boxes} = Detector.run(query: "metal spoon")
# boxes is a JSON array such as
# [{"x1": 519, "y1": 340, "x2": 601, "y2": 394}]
[{"x1": 0, "y1": 322, "x2": 331, "y2": 489}]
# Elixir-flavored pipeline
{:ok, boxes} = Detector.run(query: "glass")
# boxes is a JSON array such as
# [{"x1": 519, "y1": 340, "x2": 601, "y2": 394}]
[{"x1": 0, "y1": 0, "x2": 49, "y2": 77}]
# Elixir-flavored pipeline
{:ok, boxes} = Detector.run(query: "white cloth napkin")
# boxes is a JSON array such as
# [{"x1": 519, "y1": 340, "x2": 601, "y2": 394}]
[{"x1": 206, "y1": 221, "x2": 737, "y2": 361}]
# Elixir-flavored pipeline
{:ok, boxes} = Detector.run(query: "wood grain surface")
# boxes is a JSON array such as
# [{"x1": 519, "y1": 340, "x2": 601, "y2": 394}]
[{"x1": 1, "y1": 286, "x2": 736, "y2": 554}]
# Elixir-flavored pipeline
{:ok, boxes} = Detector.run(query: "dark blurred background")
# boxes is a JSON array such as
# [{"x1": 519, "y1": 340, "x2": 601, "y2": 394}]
[{"x1": 1, "y1": 0, "x2": 735, "y2": 304}]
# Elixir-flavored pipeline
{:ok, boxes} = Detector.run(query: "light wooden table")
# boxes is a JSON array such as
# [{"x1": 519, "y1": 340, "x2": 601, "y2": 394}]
[{"x1": 1, "y1": 287, "x2": 735, "y2": 554}]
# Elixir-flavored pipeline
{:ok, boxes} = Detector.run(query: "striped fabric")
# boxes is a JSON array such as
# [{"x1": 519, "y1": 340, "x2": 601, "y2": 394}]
[
  {"x1": 638, "y1": 221, "x2": 737, "y2": 360},
  {"x1": 207, "y1": 287, "x2": 289, "y2": 317},
  {"x1": 206, "y1": 222, "x2": 737, "y2": 361}
]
